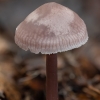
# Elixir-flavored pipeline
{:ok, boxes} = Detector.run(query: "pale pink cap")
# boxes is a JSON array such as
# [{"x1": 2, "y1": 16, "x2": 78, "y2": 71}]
[{"x1": 15, "y1": 2, "x2": 88, "y2": 54}]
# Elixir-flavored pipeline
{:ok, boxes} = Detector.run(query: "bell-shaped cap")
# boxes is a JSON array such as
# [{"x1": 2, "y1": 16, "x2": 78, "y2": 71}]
[{"x1": 15, "y1": 2, "x2": 88, "y2": 54}]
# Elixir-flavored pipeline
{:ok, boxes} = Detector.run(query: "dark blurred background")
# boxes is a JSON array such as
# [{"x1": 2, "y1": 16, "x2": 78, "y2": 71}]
[{"x1": 0, "y1": 0, "x2": 100, "y2": 100}]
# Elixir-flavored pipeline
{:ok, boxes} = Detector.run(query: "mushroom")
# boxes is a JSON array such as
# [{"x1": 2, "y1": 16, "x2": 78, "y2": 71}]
[{"x1": 15, "y1": 2, "x2": 88, "y2": 100}]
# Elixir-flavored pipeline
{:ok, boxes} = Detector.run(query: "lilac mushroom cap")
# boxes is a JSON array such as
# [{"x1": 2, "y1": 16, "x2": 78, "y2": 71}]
[{"x1": 15, "y1": 2, "x2": 88, "y2": 54}]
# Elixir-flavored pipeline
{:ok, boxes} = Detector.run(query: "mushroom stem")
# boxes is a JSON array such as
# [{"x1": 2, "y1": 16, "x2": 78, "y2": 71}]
[{"x1": 46, "y1": 54, "x2": 58, "y2": 100}]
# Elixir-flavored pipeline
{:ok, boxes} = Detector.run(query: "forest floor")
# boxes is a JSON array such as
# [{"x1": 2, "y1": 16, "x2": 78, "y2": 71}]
[{"x1": 0, "y1": 23, "x2": 100, "y2": 100}]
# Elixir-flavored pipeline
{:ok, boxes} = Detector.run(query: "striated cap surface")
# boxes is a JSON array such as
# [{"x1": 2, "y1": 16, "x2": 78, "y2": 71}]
[{"x1": 15, "y1": 2, "x2": 88, "y2": 54}]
